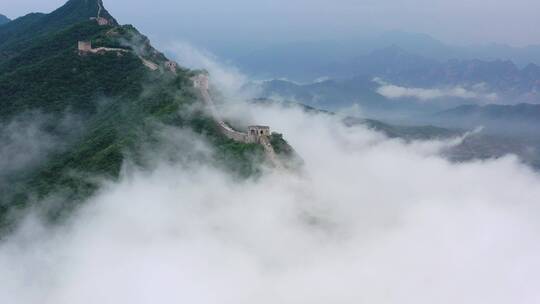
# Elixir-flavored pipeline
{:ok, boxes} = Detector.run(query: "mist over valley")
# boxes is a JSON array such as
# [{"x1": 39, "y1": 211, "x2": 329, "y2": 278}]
[{"x1": 1, "y1": 0, "x2": 540, "y2": 302}]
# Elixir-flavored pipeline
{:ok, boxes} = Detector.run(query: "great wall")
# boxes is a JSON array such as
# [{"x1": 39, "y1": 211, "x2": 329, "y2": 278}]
[
  {"x1": 77, "y1": 41, "x2": 127, "y2": 55},
  {"x1": 78, "y1": 40, "x2": 178, "y2": 73},
  {"x1": 79, "y1": 0, "x2": 179, "y2": 73},
  {"x1": 90, "y1": 0, "x2": 110, "y2": 26},
  {"x1": 192, "y1": 74, "x2": 282, "y2": 168},
  {"x1": 78, "y1": 48, "x2": 281, "y2": 167},
  {"x1": 80, "y1": 1, "x2": 282, "y2": 168}
]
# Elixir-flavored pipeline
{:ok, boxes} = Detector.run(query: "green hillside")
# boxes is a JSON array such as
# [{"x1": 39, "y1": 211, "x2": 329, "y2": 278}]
[
  {"x1": 0, "y1": 1, "x2": 269, "y2": 231},
  {"x1": 0, "y1": 0, "x2": 115, "y2": 61}
]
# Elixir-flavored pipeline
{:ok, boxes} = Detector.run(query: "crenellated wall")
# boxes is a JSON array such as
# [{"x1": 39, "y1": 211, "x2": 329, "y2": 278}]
[{"x1": 191, "y1": 74, "x2": 284, "y2": 168}]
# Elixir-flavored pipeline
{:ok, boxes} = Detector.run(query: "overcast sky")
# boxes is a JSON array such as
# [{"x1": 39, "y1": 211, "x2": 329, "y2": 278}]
[{"x1": 2, "y1": 0, "x2": 540, "y2": 48}]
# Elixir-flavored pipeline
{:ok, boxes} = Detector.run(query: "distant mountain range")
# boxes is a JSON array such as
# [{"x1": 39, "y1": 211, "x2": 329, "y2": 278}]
[
  {"x1": 438, "y1": 103, "x2": 540, "y2": 122},
  {"x1": 434, "y1": 103, "x2": 540, "y2": 136},
  {"x1": 0, "y1": 14, "x2": 10, "y2": 25},
  {"x1": 325, "y1": 45, "x2": 540, "y2": 85},
  {"x1": 256, "y1": 77, "x2": 391, "y2": 112},
  {"x1": 231, "y1": 31, "x2": 540, "y2": 81},
  {"x1": 263, "y1": 99, "x2": 540, "y2": 171},
  {"x1": 256, "y1": 75, "x2": 478, "y2": 119},
  {"x1": 327, "y1": 46, "x2": 540, "y2": 102},
  {"x1": 256, "y1": 45, "x2": 540, "y2": 115}
]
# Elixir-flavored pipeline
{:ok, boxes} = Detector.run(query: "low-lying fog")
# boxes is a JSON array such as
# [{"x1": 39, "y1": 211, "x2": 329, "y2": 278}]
[{"x1": 1, "y1": 44, "x2": 540, "y2": 304}]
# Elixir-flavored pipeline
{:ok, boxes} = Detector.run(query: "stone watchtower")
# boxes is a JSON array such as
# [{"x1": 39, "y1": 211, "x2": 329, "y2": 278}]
[
  {"x1": 96, "y1": 17, "x2": 109, "y2": 26},
  {"x1": 78, "y1": 41, "x2": 92, "y2": 54},
  {"x1": 165, "y1": 61, "x2": 178, "y2": 73},
  {"x1": 192, "y1": 74, "x2": 209, "y2": 90},
  {"x1": 89, "y1": 17, "x2": 109, "y2": 26},
  {"x1": 247, "y1": 126, "x2": 271, "y2": 143}
]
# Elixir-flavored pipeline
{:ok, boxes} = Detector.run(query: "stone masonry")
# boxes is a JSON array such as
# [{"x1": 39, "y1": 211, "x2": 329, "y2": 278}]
[{"x1": 191, "y1": 74, "x2": 281, "y2": 167}]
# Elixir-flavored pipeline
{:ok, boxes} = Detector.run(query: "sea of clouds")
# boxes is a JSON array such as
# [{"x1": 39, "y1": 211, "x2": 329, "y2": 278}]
[{"x1": 1, "y1": 44, "x2": 540, "y2": 304}]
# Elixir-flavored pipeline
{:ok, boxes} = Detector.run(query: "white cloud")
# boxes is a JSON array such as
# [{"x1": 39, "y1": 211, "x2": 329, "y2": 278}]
[
  {"x1": 0, "y1": 114, "x2": 57, "y2": 176},
  {"x1": 2, "y1": 102, "x2": 540, "y2": 303},
  {"x1": 0, "y1": 112, "x2": 83, "y2": 181},
  {"x1": 166, "y1": 42, "x2": 259, "y2": 101},
  {"x1": 374, "y1": 78, "x2": 499, "y2": 101},
  {"x1": 1, "y1": 47, "x2": 540, "y2": 304}
]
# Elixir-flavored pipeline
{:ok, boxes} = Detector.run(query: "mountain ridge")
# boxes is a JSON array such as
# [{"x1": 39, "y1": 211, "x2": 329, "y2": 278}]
[
  {"x1": 0, "y1": 0, "x2": 292, "y2": 230},
  {"x1": 0, "y1": 0, "x2": 116, "y2": 59},
  {"x1": 327, "y1": 45, "x2": 540, "y2": 89},
  {"x1": 232, "y1": 31, "x2": 540, "y2": 81},
  {"x1": 259, "y1": 45, "x2": 540, "y2": 112},
  {"x1": 436, "y1": 103, "x2": 540, "y2": 127},
  {"x1": 0, "y1": 14, "x2": 10, "y2": 25}
]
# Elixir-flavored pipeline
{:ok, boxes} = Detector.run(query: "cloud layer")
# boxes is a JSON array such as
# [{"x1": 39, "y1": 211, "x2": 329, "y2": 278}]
[
  {"x1": 375, "y1": 78, "x2": 499, "y2": 101},
  {"x1": 1, "y1": 47, "x2": 540, "y2": 304},
  {"x1": 2, "y1": 101, "x2": 540, "y2": 303}
]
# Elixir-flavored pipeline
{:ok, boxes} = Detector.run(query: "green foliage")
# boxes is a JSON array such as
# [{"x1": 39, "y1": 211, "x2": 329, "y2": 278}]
[
  {"x1": 0, "y1": 0, "x2": 113, "y2": 55},
  {"x1": 188, "y1": 115, "x2": 265, "y2": 176},
  {"x1": 270, "y1": 133, "x2": 294, "y2": 156},
  {"x1": 0, "y1": 21, "x2": 107, "y2": 71},
  {"x1": 269, "y1": 132, "x2": 303, "y2": 170},
  {"x1": 0, "y1": 21, "x2": 147, "y2": 118},
  {"x1": 0, "y1": 13, "x2": 46, "y2": 54},
  {"x1": 0, "y1": 19, "x2": 268, "y2": 231}
]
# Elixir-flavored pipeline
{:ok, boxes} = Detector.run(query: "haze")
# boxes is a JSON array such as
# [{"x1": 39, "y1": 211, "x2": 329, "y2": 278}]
[
  {"x1": 2, "y1": 5, "x2": 540, "y2": 301},
  {"x1": 3, "y1": 0, "x2": 540, "y2": 48},
  {"x1": 3, "y1": 48, "x2": 540, "y2": 302}
]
